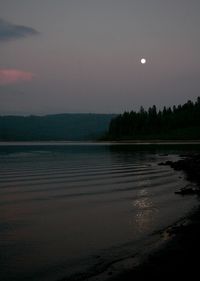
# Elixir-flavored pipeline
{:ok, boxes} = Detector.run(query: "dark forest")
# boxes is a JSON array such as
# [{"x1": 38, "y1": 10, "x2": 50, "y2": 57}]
[{"x1": 106, "y1": 97, "x2": 200, "y2": 140}]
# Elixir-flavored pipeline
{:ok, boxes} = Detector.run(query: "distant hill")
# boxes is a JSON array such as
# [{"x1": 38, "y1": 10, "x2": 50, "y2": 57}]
[{"x1": 0, "y1": 114, "x2": 116, "y2": 141}]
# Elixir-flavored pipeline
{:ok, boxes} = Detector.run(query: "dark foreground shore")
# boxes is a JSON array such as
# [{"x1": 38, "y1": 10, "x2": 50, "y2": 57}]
[{"x1": 108, "y1": 154, "x2": 200, "y2": 280}]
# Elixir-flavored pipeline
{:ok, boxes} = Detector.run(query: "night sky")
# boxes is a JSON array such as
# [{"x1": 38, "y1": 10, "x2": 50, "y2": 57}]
[{"x1": 0, "y1": 0, "x2": 200, "y2": 115}]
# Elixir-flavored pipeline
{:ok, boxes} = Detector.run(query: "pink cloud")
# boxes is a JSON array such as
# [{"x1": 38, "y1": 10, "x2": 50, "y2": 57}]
[{"x1": 0, "y1": 69, "x2": 34, "y2": 85}]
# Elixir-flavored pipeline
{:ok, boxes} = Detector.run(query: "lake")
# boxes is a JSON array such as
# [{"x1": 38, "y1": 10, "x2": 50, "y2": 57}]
[{"x1": 0, "y1": 142, "x2": 199, "y2": 281}]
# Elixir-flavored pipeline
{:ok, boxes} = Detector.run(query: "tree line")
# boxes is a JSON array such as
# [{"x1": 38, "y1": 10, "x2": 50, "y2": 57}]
[{"x1": 106, "y1": 97, "x2": 200, "y2": 140}]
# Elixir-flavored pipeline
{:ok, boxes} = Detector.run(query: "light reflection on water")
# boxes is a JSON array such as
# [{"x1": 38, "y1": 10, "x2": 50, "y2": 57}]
[
  {"x1": 0, "y1": 143, "x2": 199, "y2": 281},
  {"x1": 133, "y1": 190, "x2": 157, "y2": 233}
]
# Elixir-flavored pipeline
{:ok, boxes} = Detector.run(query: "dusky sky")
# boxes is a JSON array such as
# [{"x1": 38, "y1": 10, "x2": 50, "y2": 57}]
[{"x1": 0, "y1": 0, "x2": 200, "y2": 115}]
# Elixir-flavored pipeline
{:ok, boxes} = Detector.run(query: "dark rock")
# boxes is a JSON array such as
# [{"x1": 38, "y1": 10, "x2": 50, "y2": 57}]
[{"x1": 175, "y1": 188, "x2": 200, "y2": 196}]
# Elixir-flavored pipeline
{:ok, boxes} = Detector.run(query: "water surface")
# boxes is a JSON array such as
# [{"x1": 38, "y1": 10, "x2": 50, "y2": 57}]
[{"x1": 0, "y1": 143, "x2": 199, "y2": 280}]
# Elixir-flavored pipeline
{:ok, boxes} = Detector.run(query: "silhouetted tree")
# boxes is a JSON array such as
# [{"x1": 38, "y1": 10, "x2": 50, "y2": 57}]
[{"x1": 107, "y1": 97, "x2": 200, "y2": 140}]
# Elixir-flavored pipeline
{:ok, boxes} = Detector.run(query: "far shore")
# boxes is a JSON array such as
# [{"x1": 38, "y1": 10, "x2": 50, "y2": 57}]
[
  {"x1": 1, "y1": 140, "x2": 200, "y2": 146},
  {"x1": 102, "y1": 139, "x2": 200, "y2": 144}
]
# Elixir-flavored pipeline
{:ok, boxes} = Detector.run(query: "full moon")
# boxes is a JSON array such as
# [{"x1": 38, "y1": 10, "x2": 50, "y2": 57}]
[{"x1": 141, "y1": 58, "x2": 146, "y2": 64}]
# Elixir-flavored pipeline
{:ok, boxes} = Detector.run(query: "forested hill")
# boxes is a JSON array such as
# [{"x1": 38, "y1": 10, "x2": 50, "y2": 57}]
[
  {"x1": 106, "y1": 97, "x2": 200, "y2": 140},
  {"x1": 0, "y1": 114, "x2": 116, "y2": 141}
]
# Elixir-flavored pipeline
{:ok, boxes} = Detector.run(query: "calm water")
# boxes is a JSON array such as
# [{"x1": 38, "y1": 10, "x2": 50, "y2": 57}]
[{"x1": 0, "y1": 143, "x2": 199, "y2": 281}]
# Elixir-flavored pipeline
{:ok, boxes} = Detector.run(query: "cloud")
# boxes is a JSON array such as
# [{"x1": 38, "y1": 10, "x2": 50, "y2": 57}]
[
  {"x1": 0, "y1": 19, "x2": 38, "y2": 41},
  {"x1": 0, "y1": 69, "x2": 34, "y2": 85}
]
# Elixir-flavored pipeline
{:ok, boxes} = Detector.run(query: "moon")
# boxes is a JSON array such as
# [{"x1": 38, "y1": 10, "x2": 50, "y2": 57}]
[{"x1": 141, "y1": 58, "x2": 146, "y2": 64}]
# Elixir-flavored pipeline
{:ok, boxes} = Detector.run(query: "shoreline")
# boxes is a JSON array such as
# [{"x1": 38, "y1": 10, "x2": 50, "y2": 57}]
[
  {"x1": 79, "y1": 215, "x2": 195, "y2": 281},
  {"x1": 108, "y1": 154, "x2": 200, "y2": 280},
  {"x1": 108, "y1": 208, "x2": 200, "y2": 280},
  {"x1": 1, "y1": 140, "x2": 200, "y2": 146},
  {"x1": 73, "y1": 154, "x2": 200, "y2": 281}
]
